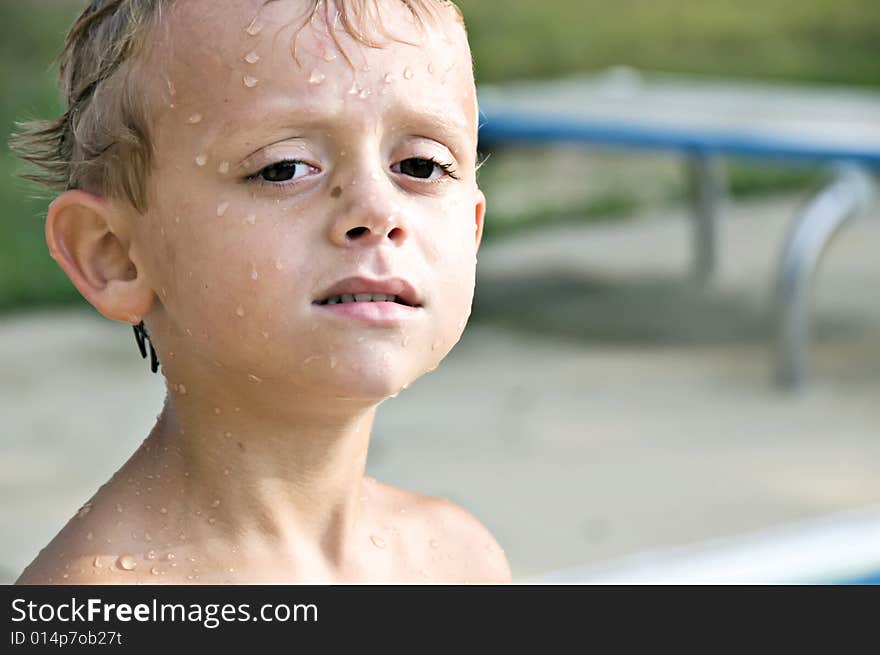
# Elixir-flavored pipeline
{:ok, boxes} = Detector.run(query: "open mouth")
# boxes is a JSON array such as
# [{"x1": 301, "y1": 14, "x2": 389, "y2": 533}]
[{"x1": 315, "y1": 294, "x2": 417, "y2": 307}]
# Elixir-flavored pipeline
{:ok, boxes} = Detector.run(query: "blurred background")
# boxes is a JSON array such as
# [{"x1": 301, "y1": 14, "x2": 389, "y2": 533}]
[{"x1": 1, "y1": 1, "x2": 878, "y2": 583}]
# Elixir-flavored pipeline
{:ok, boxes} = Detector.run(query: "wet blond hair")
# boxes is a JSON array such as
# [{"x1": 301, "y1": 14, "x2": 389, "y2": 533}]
[{"x1": 12, "y1": 0, "x2": 466, "y2": 214}]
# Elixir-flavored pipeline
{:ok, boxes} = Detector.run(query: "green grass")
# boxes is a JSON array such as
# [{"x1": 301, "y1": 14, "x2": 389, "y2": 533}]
[{"x1": 1, "y1": 1, "x2": 877, "y2": 311}]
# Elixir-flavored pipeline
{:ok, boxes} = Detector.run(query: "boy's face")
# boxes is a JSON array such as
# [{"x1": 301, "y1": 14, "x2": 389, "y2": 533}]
[{"x1": 132, "y1": 0, "x2": 484, "y2": 402}]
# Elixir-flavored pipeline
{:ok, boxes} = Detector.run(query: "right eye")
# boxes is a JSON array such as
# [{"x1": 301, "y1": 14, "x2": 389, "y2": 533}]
[{"x1": 251, "y1": 160, "x2": 316, "y2": 184}]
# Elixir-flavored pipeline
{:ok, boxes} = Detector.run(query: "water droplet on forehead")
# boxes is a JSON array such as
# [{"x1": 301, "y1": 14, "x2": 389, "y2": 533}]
[
  {"x1": 216, "y1": 202, "x2": 230, "y2": 217},
  {"x1": 117, "y1": 555, "x2": 137, "y2": 571},
  {"x1": 323, "y1": 51, "x2": 337, "y2": 62},
  {"x1": 195, "y1": 154, "x2": 207, "y2": 167},
  {"x1": 383, "y1": 73, "x2": 394, "y2": 84},
  {"x1": 370, "y1": 535, "x2": 387, "y2": 549},
  {"x1": 243, "y1": 75, "x2": 260, "y2": 88},
  {"x1": 403, "y1": 67, "x2": 414, "y2": 80},
  {"x1": 244, "y1": 51, "x2": 261, "y2": 64},
  {"x1": 358, "y1": 88, "x2": 371, "y2": 99},
  {"x1": 348, "y1": 82, "x2": 359, "y2": 95},
  {"x1": 235, "y1": 305, "x2": 246, "y2": 318},
  {"x1": 187, "y1": 113, "x2": 203, "y2": 125},
  {"x1": 146, "y1": 549, "x2": 157, "y2": 560},
  {"x1": 308, "y1": 69, "x2": 326, "y2": 85}
]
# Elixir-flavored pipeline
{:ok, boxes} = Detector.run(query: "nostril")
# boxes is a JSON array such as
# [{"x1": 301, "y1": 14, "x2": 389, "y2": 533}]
[
  {"x1": 388, "y1": 227, "x2": 404, "y2": 241},
  {"x1": 346, "y1": 227, "x2": 368, "y2": 239}
]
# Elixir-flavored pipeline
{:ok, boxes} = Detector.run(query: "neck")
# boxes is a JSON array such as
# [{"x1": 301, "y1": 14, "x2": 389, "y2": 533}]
[{"x1": 142, "y1": 376, "x2": 379, "y2": 566}]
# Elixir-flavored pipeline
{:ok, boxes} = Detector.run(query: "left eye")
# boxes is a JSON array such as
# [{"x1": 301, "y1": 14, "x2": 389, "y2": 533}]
[
  {"x1": 394, "y1": 158, "x2": 447, "y2": 180},
  {"x1": 256, "y1": 160, "x2": 313, "y2": 183}
]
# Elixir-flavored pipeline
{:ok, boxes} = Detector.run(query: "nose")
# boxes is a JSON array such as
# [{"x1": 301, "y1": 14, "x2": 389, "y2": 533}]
[{"x1": 329, "y1": 178, "x2": 409, "y2": 248}]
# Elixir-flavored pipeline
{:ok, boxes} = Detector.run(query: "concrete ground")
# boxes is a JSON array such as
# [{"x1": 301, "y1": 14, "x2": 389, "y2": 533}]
[{"x1": 2, "y1": 191, "x2": 878, "y2": 583}]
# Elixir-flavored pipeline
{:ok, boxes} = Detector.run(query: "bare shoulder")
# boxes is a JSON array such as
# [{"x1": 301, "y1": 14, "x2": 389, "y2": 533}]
[{"x1": 374, "y1": 481, "x2": 511, "y2": 584}]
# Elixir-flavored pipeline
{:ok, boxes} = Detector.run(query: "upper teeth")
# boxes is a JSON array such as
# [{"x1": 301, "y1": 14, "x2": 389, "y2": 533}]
[{"x1": 324, "y1": 294, "x2": 397, "y2": 304}]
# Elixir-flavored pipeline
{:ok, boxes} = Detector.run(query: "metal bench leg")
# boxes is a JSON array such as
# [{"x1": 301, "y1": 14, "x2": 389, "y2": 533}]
[
  {"x1": 686, "y1": 153, "x2": 726, "y2": 283},
  {"x1": 774, "y1": 164, "x2": 876, "y2": 389}
]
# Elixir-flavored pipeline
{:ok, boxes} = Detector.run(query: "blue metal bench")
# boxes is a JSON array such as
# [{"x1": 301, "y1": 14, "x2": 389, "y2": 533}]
[{"x1": 477, "y1": 69, "x2": 880, "y2": 388}]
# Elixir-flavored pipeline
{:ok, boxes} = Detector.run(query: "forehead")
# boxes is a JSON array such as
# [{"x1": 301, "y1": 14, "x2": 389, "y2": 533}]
[{"x1": 149, "y1": 0, "x2": 477, "y2": 144}]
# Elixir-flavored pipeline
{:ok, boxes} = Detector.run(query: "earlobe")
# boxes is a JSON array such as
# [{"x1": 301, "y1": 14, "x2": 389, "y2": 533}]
[
  {"x1": 46, "y1": 190, "x2": 154, "y2": 323},
  {"x1": 474, "y1": 190, "x2": 486, "y2": 250}
]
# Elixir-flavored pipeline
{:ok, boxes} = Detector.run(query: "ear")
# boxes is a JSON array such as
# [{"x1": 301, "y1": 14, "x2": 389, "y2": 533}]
[
  {"x1": 45, "y1": 190, "x2": 155, "y2": 324},
  {"x1": 474, "y1": 189, "x2": 486, "y2": 251}
]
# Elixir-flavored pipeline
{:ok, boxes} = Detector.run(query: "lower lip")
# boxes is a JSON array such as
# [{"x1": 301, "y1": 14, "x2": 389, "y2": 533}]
[{"x1": 313, "y1": 301, "x2": 422, "y2": 325}]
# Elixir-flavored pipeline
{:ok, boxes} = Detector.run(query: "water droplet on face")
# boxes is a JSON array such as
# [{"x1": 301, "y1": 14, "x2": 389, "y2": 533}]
[
  {"x1": 370, "y1": 535, "x2": 387, "y2": 549},
  {"x1": 248, "y1": 374, "x2": 262, "y2": 383},
  {"x1": 144, "y1": 532, "x2": 152, "y2": 542},
  {"x1": 159, "y1": 507, "x2": 167, "y2": 515},
  {"x1": 429, "y1": 539, "x2": 439, "y2": 549},
  {"x1": 86, "y1": 531, "x2": 93, "y2": 540},
  {"x1": 428, "y1": 63, "x2": 435, "y2": 75},
  {"x1": 403, "y1": 67, "x2": 414, "y2": 80},
  {"x1": 323, "y1": 51, "x2": 337, "y2": 62},
  {"x1": 166, "y1": 553, "x2": 175, "y2": 562},
  {"x1": 274, "y1": 260, "x2": 284, "y2": 270},
  {"x1": 213, "y1": 407, "x2": 222, "y2": 415},
  {"x1": 235, "y1": 305, "x2": 246, "y2": 318},
  {"x1": 383, "y1": 73, "x2": 394, "y2": 84},
  {"x1": 245, "y1": 18, "x2": 263, "y2": 36},
  {"x1": 244, "y1": 51, "x2": 260, "y2": 64},
  {"x1": 93, "y1": 556, "x2": 103, "y2": 568},
  {"x1": 309, "y1": 69, "x2": 326, "y2": 85},
  {"x1": 146, "y1": 549, "x2": 157, "y2": 560},
  {"x1": 217, "y1": 201, "x2": 230, "y2": 217},
  {"x1": 178, "y1": 384, "x2": 188, "y2": 395},
  {"x1": 208, "y1": 517, "x2": 216, "y2": 525},
  {"x1": 187, "y1": 113, "x2": 203, "y2": 125},
  {"x1": 358, "y1": 88, "x2": 371, "y2": 99},
  {"x1": 211, "y1": 499, "x2": 221, "y2": 508},
  {"x1": 224, "y1": 431, "x2": 233, "y2": 438},
  {"x1": 250, "y1": 268, "x2": 259, "y2": 281},
  {"x1": 77, "y1": 503, "x2": 92, "y2": 518},
  {"x1": 329, "y1": 356, "x2": 338, "y2": 369},
  {"x1": 151, "y1": 566, "x2": 160, "y2": 575},
  {"x1": 218, "y1": 161, "x2": 230, "y2": 175},
  {"x1": 243, "y1": 75, "x2": 260, "y2": 88},
  {"x1": 348, "y1": 82, "x2": 359, "y2": 95},
  {"x1": 195, "y1": 154, "x2": 207, "y2": 167},
  {"x1": 117, "y1": 555, "x2": 137, "y2": 571},
  {"x1": 223, "y1": 468, "x2": 230, "y2": 476},
  {"x1": 402, "y1": 336, "x2": 409, "y2": 348},
  {"x1": 243, "y1": 214, "x2": 256, "y2": 225},
  {"x1": 431, "y1": 340, "x2": 440, "y2": 351}
]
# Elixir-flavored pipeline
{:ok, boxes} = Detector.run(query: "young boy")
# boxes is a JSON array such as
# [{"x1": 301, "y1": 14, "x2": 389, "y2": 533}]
[{"x1": 14, "y1": 0, "x2": 510, "y2": 584}]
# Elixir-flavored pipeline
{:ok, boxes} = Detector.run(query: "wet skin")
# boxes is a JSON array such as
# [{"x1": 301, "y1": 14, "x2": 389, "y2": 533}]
[{"x1": 19, "y1": 0, "x2": 509, "y2": 584}]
